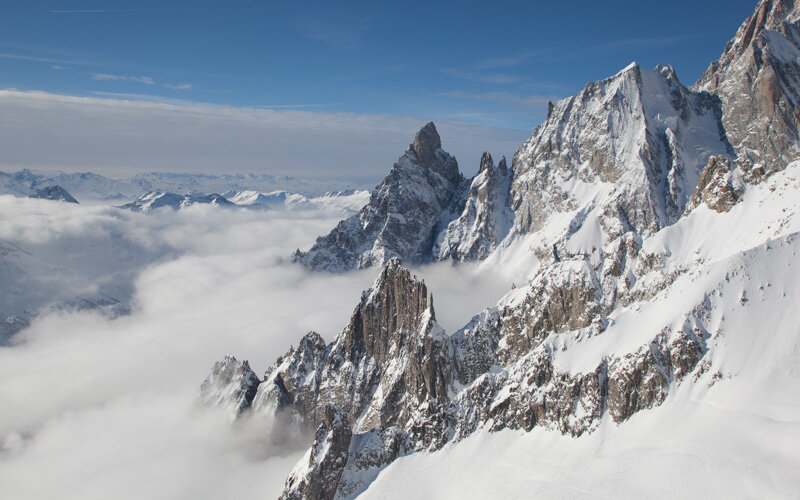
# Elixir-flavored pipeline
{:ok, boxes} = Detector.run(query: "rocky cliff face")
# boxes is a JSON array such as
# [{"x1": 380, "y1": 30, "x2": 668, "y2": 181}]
[
  {"x1": 694, "y1": 0, "x2": 800, "y2": 172},
  {"x1": 202, "y1": 259, "x2": 456, "y2": 498},
  {"x1": 684, "y1": 155, "x2": 745, "y2": 214},
  {"x1": 293, "y1": 123, "x2": 468, "y2": 271},
  {"x1": 435, "y1": 153, "x2": 514, "y2": 262},
  {"x1": 232, "y1": 259, "x2": 450, "y2": 437}
]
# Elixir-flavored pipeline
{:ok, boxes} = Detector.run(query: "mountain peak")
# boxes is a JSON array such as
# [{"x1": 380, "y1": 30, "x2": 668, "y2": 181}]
[
  {"x1": 479, "y1": 152, "x2": 494, "y2": 173},
  {"x1": 28, "y1": 185, "x2": 79, "y2": 203},
  {"x1": 615, "y1": 61, "x2": 640, "y2": 77},
  {"x1": 411, "y1": 122, "x2": 442, "y2": 167},
  {"x1": 293, "y1": 122, "x2": 463, "y2": 271}
]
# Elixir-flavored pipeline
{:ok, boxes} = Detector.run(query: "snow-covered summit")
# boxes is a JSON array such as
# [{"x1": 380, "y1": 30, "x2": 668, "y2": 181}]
[
  {"x1": 119, "y1": 191, "x2": 234, "y2": 212},
  {"x1": 511, "y1": 61, "x2": 731, "y2": 237}
]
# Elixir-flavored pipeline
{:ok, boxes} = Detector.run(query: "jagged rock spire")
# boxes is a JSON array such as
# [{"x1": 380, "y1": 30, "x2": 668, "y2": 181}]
[
  {"x1": 293, "y1": 122, "x2": 465, "y2": 272},
  {"x1": 410, "y1": 122, "x2": 442, "y2": 168},
  {"x1": 344, "y1": 257, "x2": 430, "y2": 363},
  {"x1": 479, "y1": 152, "x2": 493, "y2": 173}
]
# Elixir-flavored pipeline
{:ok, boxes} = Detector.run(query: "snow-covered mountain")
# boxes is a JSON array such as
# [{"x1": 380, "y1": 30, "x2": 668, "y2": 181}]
[
  {"x1": 223, "y1": 190, "x2": 299, "y2": 209},
  {"x1": 0, "y1": 169, "x2": 367, "y2": 202},
  {"x1": 203, "y1": 1, "x2": 800, "y2": 498},
  {"x1": 120, "y1": 191, "x2": 235, "y2": 212},
  {"x1": 294, "y1": 63, "x2": 733, "y2": 272},
  {"x1": 119, "y1": 189, "x2": 370, "y2": 214},
  {"x1": 223, "y1": 189, "x2": 370, "y2": 213}
]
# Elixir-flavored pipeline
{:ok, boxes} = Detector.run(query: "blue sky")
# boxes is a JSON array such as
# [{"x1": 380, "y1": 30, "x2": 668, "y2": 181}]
[
  {"x1": 1, "y1": 0, "x2": 759, "y2": 131},
  {"x1": 0, "y1": 0, "x2": 763, "y2": 180}
]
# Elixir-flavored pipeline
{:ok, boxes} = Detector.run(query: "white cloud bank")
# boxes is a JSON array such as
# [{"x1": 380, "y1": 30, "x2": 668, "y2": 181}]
[
  {"x1": 0, "y1": 197, "x2": 514, "y2": 499},
  {"x1": 0, "y1": 90, "x2": 529, "y2": 181}
]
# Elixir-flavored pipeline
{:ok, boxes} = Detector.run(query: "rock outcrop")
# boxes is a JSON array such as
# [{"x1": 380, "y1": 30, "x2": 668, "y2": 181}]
[
  {"x1": 684, "y1": 155, "x2": 745, "y2": 214},
  {"x1": 281, "y1": 404, "x2": 353, "y2": 500},
  {"x1": 241, "y1": 258, "x2": 451, "y2": 438}
]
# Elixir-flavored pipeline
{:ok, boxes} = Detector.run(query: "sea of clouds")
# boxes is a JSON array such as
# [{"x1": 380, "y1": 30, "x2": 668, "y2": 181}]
[{"x1": 0, "y1": 195, "x2": 513, "y2": 499}]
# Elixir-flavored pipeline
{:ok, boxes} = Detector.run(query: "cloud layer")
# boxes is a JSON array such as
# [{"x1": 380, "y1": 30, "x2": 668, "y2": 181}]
[
  {"x1": 0, "y1": 90, "x2": 529, "y2": 182},
  {"x1": 0, "y1": 197, "x2": 514, "y2": 498}
]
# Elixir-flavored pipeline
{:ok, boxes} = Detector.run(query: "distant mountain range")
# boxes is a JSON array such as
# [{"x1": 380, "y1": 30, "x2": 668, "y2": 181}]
[
  {"x1": 119, "y1": 189, "x2": 369, "y2": 213},
  {"x1": 0, "y1": 169, "x2": 368, "y2": 202}
]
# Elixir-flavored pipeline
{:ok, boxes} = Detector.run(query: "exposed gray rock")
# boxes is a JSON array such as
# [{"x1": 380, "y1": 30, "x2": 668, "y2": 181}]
[
  {"x1": 251, "y1": 331, "x2": 329, "y2": 427},
  {"x1": 281, "y1": 404, "x2": 353, "y2": 500},
  {"x1": 694, "y1": 0, "x2": 800, "y2": 173},
  {"x1": 315, "y1": 258, "x2": 451, "y2": 432}
]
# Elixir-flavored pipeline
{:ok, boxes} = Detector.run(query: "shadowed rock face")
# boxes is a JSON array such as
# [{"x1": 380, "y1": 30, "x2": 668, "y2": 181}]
[
  {"x1": 411, "y1": 121, "x2": 446, "y2": 171},
  {"x1": 694, "y1": 0, "x2": 800, "y2": 172},
  {"x1": 237, "y1": 258, "x2": 452, "y2": 438},
  {"x1": 28, "y1": 185, "x2": 79, "y2": 203},
  {"x1": 280, "y1": 404, "x2": 353, "y2": 500}
]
